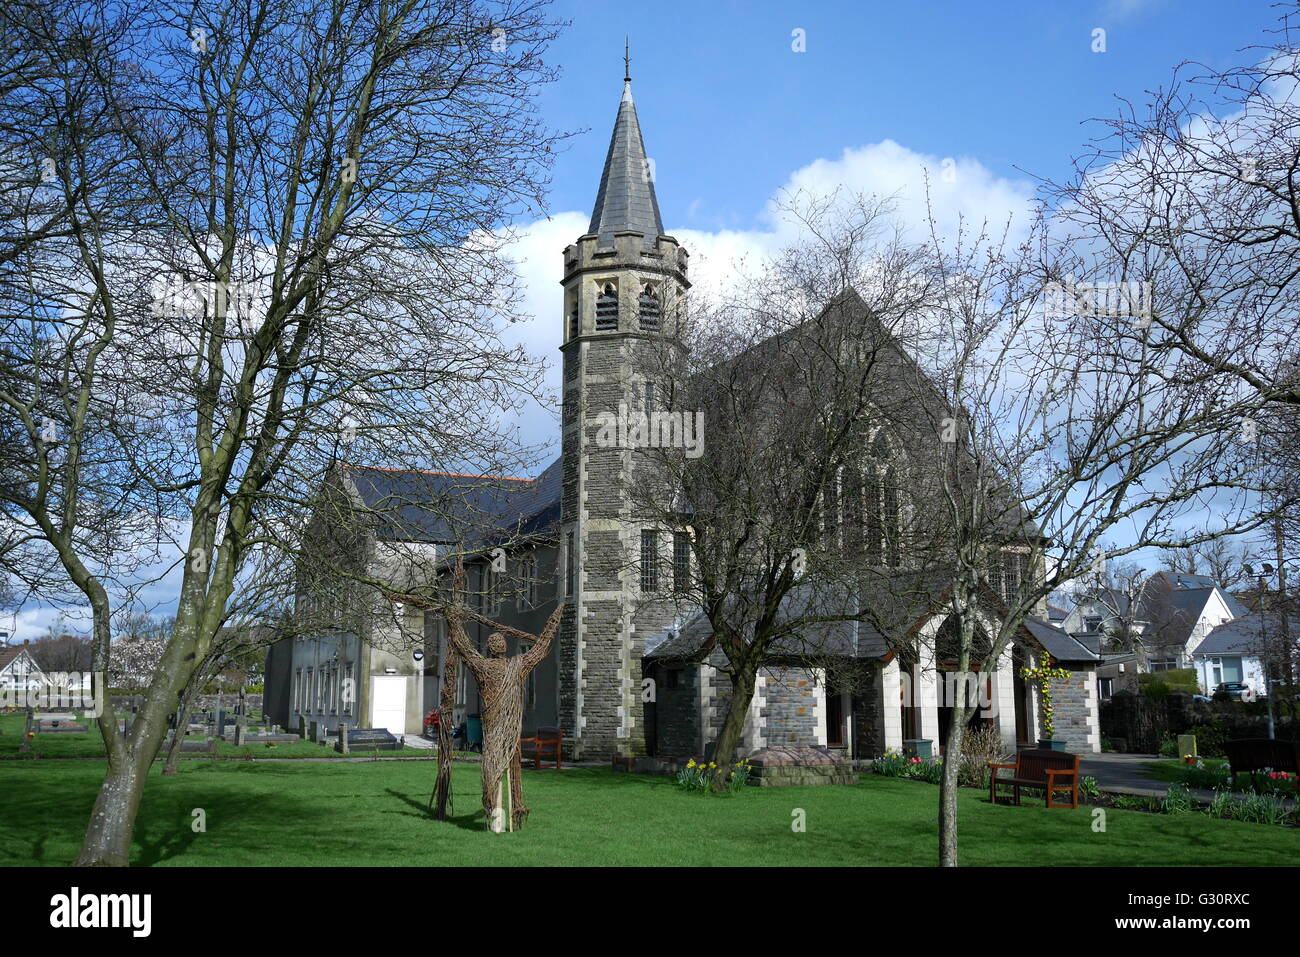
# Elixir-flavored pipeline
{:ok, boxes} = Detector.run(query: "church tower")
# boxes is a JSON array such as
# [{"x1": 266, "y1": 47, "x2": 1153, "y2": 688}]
[{"x1": 558, "y1": 61, "x2": 690, "y2": 759}]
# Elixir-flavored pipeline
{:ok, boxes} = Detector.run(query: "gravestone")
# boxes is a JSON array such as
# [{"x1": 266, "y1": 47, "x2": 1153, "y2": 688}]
[
  {"x1": 308, "y1": 720, "x2": 320, "y2": 744},
  {"x1": 235, "y1": 716, "x2": 246, "y2": 747},
  {"x1": 336, "y1": 723, "x2": 349, "y2": 755},
  {"x1": 1177, "y1": 733, "x2": 1198, "y2": 758},
  {"x1": 345, "y1": 728, "x2": 399, "y2": 752},
  {"x1": 216, "y1": 709, "x2": 228, "y2": 740},
  {"x1": 297, "y1": 715, "x2": 307, "y2": 739}
]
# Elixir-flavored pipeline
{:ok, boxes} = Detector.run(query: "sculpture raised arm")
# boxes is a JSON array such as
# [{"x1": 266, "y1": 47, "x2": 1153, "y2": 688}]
[{"x1": 520, "y1": 602, "x2": 565, "y2": 671}]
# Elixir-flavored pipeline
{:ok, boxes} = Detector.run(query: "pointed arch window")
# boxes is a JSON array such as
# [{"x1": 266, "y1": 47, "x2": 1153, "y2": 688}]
[
  {"x1": 820, "y1": 470, "x2": 840, "y2": 548},
  {"x1": 596, "y1": 282, "x2": 619, "y2": 330},
  {"x1": 883, "y1": 469, "x2": 901, "y2": 566},
  {"x1": 841, "y1": 464, "x2": 863, "y2": 555},
  {"x1": 861, "y1": 430, "x2": 901, "y2": 567},
  {"x1": 638, "y1": 282, "x2": 661, "y2": 331}
]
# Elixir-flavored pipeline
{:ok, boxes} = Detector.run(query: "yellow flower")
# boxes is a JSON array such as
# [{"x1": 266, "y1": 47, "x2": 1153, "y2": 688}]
[
  {"x1": 709, "y1": 761, "x2": 717, "y2": 768},
  {"x1": 686, "y1": 758, "x2": 696, "y2": 768}
]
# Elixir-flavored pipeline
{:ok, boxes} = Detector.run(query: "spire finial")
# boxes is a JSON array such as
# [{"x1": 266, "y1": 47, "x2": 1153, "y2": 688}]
[{"x1": 624, "y1": 37, "x2": 630, "y2": 82}]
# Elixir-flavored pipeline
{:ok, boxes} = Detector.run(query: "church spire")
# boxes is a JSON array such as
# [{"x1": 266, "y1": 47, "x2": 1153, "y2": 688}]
[{"x1": 587, "y1": 51, "x2": 664, "y2": 248}]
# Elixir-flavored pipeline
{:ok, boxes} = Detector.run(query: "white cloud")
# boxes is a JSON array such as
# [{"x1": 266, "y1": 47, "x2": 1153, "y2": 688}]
[{"x1": 497, "y1": 139, "x2": 1035, "y2": 461}]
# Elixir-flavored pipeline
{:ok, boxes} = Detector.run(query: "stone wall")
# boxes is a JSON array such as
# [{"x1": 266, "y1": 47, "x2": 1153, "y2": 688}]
[
  {"x1": 762, "y1": 667, "x2": 823, "y2": 747},
  {"x1": 1039, "y1": 665, "x2": 1098, "y2": 753},
  {"x1": 852, "y1": 666, "x2": 887, "y2": 758},
  {"x1": 651, "y1": 663, "x2": 700, "y2": 756}
]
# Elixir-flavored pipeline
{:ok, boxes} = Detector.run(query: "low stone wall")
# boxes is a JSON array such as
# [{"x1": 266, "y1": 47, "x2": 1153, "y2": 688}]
[{"x1": 110, "y1": 694, "x2": 264, "y2": 714}]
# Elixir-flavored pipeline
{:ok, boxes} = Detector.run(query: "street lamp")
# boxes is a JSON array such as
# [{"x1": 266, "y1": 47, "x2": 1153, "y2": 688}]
[{"x1": 1245, "y1": 557, "x2": 1297, "y2": 740}]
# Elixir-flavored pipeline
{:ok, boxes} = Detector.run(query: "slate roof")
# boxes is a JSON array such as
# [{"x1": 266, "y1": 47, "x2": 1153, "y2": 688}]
[
  {"x1": 588, "y1": 80, "x2": 665, "y2": 248},
  {"x1": 344, "y1": 456, "x2": 561, "y2": 548},
  {"x1": 1146, "y1": 570, "x2": 1250, "y2": 620},
  {"x1": 0, "y1": 645, "x2": 29, "y2": 671},
  {"x1": 1192, "y1": 615, "x2": 1280, "y2": 657},
  {"x1": 1022, "y1": 617, "x2": 1099, "y2": 663}
]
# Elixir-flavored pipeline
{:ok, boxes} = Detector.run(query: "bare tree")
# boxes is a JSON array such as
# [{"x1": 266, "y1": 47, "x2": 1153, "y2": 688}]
[
  {"x1": 1159, "y1": 538, "x2": 1253, "y2": 592},
  {"x1": 1044, "y1": 4, "x2": 1300, "y2": 413},
  {"x1": 0, "y1": 0, "x2": 565, "y2": 865},
  {"x1": 623, "y1": 191, "x2": 940, "y2": 779}
]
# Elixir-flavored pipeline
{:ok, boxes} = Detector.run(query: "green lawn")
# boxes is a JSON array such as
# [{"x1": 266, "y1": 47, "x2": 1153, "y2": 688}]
[
  {"x1": 1144, "y1": 759, "x2": 1227, "y2": 784},
  {"x1": 0, "y1": 713, "x2": 430, "y2": 760},
  {"x1": 2, "y1": 757, "x2": 1297, "y2": 866}
]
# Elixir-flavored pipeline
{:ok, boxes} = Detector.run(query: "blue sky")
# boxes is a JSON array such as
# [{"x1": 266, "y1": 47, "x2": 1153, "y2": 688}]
[
  {"x1": 497, "y1": 0, "x2": 1283, "y2": 463},
  {"x1": 534, "y1": 0, "x2": 1274, "y2": 236}
]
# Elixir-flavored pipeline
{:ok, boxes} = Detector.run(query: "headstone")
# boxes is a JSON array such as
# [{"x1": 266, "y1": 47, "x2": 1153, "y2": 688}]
[
  {"x1": 344, "y1": 728, "x2": 399, "y2": 752},
  {"x1": 235, "y1": 716, "x2": 246, "y2": 747},
  {"x1": 309, "y1": 720, "x2": 320, "y2": 744},
  {"x1": 216, "y1": 709, "x2": 228, "y2": 740},
  {"x1": 1177, "y1": 733, "x2": 1198, "y2": 758},
  {"x1": 336, "y1": 723, "x2": 349, "y2": 755},
  {"x1": 297, "y1": 714, "x2": 307, "y2": 739}
]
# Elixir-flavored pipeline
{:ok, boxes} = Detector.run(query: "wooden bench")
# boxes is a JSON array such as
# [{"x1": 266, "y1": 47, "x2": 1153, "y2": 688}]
[
  {"x1": 1225, "y1": 738, "x2": 1300, "y2": 791},
  {"x1": 520, "y1": 726, "x2": 563, "y2": 770},
  {"x1": 988, "y1": 748, "x2": 1080, "y2": 808}
]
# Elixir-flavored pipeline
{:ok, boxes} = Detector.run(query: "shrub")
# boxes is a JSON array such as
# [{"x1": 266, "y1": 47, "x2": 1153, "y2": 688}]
[
  {"x1": 1079, "y1": 775, "x2": 1100, "y2": 798},
  {"x1": 1159, "y1": 668, "x2": 1199, "y2": 693},
  {"x1": 958, "y1": 725, "x2": 1010, "y2": 788},
  {"x1": 1143, "y1": 680, "x2": 1171, "y2": 701},
  {"x1": 1158, "y1": 738, "x2": 1179, "y2": 757}
]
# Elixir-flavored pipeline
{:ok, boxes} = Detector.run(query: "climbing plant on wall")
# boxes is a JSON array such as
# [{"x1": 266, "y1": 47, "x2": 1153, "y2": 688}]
[{"x1": 1020, "y1": 656, "x2": 1070, "y2": 740}]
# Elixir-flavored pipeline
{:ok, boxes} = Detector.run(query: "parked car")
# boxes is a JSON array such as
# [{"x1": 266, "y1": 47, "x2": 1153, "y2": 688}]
[
  {"x1": 1191, "y1": 693, "x2": 1212, "y2": 703},
  {"x1": 1214, "y1": 682, "x2": 1251, "y2": 701}
]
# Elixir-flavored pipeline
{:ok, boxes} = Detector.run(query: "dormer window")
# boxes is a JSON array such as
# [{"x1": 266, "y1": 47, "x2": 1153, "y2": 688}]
[
  {"x1": 638, "y1": 282, "x2": 661, "y2": 331},
  {"x1": 596, "y1": 282, "x2": 619, "y2": 330}
]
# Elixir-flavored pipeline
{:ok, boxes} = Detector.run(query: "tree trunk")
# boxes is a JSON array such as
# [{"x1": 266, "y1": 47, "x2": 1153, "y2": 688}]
[
  {"x1": 162, "y1": 685, "x2": 197, "y2": 776},
  {"x1": 938, "y1": 715, "x2": 966, "y2": 867},
  {"x1": 431, "y1": 651, "x2": 457, "y2": 820},
  {"x1": 74, "y1": 615, "x2": 207, "y2": 865},
  {"x1": 73, "y1": 751, "x2": 145, "y2": 866},
  {"x1": 710, "y1": 664, "x2": 758, "y2": 788}
]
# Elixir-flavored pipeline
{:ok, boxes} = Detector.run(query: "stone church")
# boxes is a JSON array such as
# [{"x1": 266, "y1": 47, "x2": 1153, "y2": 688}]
[{"x1": 272, "y1": 73, "x2": 1102, "y2": 760}]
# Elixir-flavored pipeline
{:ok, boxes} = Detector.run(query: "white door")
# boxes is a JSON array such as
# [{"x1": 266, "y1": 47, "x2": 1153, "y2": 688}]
[{"x1": 371, "y1": 676, "x2": 407, "y2": 735}]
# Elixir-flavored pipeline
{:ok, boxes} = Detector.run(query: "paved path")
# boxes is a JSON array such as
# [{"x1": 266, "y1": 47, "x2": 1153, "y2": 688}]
[
  {"x1": 1080, "y1": 752, "x2": 1295, "y2": 806},
  {"x1": 1080, "y1": 752, "x2": 1169, "y2": 797}
]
